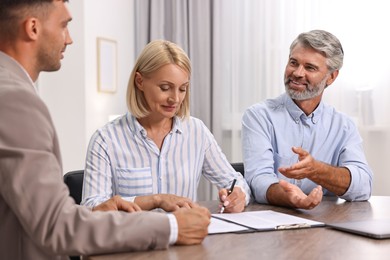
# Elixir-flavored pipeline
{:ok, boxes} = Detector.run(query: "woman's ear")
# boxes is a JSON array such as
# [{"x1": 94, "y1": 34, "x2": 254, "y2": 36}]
[{"x1": 135, "y1": 72, "x2": 144, "y2": 91}]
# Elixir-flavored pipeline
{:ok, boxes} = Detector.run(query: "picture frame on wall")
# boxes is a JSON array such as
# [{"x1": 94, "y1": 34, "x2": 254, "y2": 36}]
[{"x1": 97, "y1": 37, "x2": 117, "y2": 93}]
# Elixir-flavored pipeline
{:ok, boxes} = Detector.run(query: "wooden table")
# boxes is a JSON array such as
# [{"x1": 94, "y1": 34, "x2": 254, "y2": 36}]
[{"x1": 86, "y1": 196, "x2": 390, "y2": 260}]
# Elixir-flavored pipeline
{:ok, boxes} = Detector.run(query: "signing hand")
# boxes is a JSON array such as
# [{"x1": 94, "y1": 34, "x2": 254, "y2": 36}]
[
  {"x1": 218, "y1": 186, "x2": 246, "y2": 213},
  {"x1": 92, "y1": 195, "x2": 142, "y2": 212}
]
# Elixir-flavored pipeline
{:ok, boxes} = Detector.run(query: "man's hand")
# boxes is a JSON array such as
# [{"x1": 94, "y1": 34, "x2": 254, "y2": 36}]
[
  {"x1": 278, "y1": 180, "x2": 323, "y2": 209},
  {"x1": 135, "y1": 194, "x2": 196, "y2": 212},
  {"x1": 278, "y1": 146, "x2": 351, "y2": 196},
  {"x1": 173, "y1": 206, "x2": 211, "y2": 245},
  {"x1": 92, "y1": 195, "x2": 142, "y2": 212},
  {"x1": 278, "y1": 147, "x2": 318, "y2": 180},
  {"x1": 218, "y1": 186, "x2": 246, "y2": 213}
]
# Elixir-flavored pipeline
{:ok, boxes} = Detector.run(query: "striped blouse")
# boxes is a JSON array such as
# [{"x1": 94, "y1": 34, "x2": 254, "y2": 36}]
[{"x1": 81, "y1": 113, "x2": 251, "y2": 207}]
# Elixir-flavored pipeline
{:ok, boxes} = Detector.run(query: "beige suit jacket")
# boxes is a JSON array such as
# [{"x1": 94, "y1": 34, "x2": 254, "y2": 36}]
[{"x1": 0, "y1": 52, "x2": 170, "y2": 260}]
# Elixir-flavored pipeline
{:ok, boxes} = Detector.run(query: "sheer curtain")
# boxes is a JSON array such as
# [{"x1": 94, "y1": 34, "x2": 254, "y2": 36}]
[{"x1": 135, "y1": 0, "x2": 390, "y2": 199}]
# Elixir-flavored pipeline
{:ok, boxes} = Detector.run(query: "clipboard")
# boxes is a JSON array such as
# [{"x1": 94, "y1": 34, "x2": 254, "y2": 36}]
[{"x1": 208, "y1": 210, "x2": 324, "y2": 235}]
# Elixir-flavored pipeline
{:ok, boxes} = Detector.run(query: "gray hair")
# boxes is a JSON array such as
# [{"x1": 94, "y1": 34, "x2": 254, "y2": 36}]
[{"x1": 290, "y1": 30, "x2": 344, "y2": 72}]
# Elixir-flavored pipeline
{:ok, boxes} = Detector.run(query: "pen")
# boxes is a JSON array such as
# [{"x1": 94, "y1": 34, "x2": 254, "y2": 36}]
[{"x1": 220, "y1": 178, "x2": 237, "y2": 214}]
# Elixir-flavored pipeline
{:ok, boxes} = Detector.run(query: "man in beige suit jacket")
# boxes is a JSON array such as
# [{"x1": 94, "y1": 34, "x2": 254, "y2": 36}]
[{"x1": 0, "y1": 1, "x2": 210, "y2": 259}]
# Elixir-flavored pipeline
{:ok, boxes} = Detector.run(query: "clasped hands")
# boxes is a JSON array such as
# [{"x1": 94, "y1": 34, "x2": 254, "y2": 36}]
[
  {"x1": 276, "y1": 146, "x2": 323, "y2": 210},
  {"x1": 91, "y1": 188, "x2": 246, "y2": 245},
  {"x1": 93, "y1": 194, "x2": 197, "y2": 213},
  {"x1": 92, "y1": 194, "x2": 211, "y2": 245}
]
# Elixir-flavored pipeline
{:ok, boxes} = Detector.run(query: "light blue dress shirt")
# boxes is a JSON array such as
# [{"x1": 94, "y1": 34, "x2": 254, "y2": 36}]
[
  {"x1": 242, "y1": 93, "x2": 373, "y2": 204},
  {"x1": 82, "y1": 113, "x2": 251, "y2": 207}
]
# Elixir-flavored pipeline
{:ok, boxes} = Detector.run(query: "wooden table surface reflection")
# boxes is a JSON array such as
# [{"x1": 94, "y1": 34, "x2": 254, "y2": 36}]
[{"x1": 86, "y1": 196, "x2": 390, "y2": 260}]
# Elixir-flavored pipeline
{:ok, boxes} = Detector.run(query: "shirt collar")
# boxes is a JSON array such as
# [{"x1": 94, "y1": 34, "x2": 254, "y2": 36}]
[
  {"x1": 126, "y1": 113, "x2": 183, "y2": 137},
  {"x1": 283, "y1": 93, "x2": 324, "y2": 124},
  {"x1": 172, "y1": 116, "x2": 183, "y2": 134}
]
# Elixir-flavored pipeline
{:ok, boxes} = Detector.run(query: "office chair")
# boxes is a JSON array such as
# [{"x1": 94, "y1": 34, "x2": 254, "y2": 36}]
[
  {"x1": 63, "y1": 170, "x2": 84, "y2": 260},
  {"x1": 63, "y1": 170, "x2": 84, "y2": 205},
  {"x1": 231, "y1": 162, "x2": 245, "y2": 176}
]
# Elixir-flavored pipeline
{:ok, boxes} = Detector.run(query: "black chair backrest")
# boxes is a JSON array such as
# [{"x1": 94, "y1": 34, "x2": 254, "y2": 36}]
[
  {"x1": 231, "y1": 162, "x2": 244, "y2": 176},
  {"x1": 63, "y1": 170, "x2": 84, "y2": 205}
]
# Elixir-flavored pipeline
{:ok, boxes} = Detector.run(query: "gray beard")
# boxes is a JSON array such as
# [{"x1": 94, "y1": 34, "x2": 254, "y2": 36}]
[{"x1": 285, "y1": 75, "x2": 328, "y2": 101}]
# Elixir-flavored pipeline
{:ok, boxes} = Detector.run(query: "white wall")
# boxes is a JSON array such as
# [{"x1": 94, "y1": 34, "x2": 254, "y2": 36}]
[
  {"x1": 84, "y1": 0, "x2": 135, "y2": 143},
  {"x1": 39, "y1": 0, "x2": 135, "y2": 174}
]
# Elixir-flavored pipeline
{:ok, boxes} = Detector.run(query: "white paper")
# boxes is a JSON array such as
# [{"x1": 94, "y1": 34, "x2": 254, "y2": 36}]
[
  {"x1": 208, "y1": 217, "x2": 249, "y2": 234},
  {"x1": 211, "y1": 210, "x2": 323, "y2": 231}
]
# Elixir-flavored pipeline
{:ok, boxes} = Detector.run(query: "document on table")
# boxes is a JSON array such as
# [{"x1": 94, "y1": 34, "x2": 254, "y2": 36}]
[
  {"x1": 208, "y1": 210, "x2": 324, "y2": 235},
  {"x1": 208, "y1": 217, "x2": 250, "y2": 234}
]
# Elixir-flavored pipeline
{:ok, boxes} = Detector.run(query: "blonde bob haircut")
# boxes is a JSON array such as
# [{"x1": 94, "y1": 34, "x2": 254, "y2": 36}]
[{"x1": 127, "y1": 40, "x2": 191, "y2": 119}]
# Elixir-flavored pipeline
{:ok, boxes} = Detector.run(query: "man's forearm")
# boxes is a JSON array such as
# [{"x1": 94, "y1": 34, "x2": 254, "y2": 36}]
[{"x1": 309, "y1": 161, "x2": 351, "y2": 196}]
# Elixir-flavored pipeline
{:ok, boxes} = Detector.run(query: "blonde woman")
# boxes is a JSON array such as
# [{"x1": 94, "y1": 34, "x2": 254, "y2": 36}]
[{"x1": 82, "y1": 40, "x2": 251, "y2": 213}]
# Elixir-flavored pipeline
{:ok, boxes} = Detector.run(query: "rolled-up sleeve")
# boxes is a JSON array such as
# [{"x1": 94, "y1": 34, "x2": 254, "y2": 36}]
[{"x1": 242, "y1": 105, "x2": 279, "y2": 203}]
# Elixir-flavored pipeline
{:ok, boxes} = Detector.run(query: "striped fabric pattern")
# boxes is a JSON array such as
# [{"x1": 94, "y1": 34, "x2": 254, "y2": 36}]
[{"x1": 81, "y1": 113, "x2": 251, "y2": 207}]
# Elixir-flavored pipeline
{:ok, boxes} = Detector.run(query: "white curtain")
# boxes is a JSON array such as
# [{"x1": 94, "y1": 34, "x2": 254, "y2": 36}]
[{"x1": 135, "y1": 0, "x2": 390, "y2": 199}]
